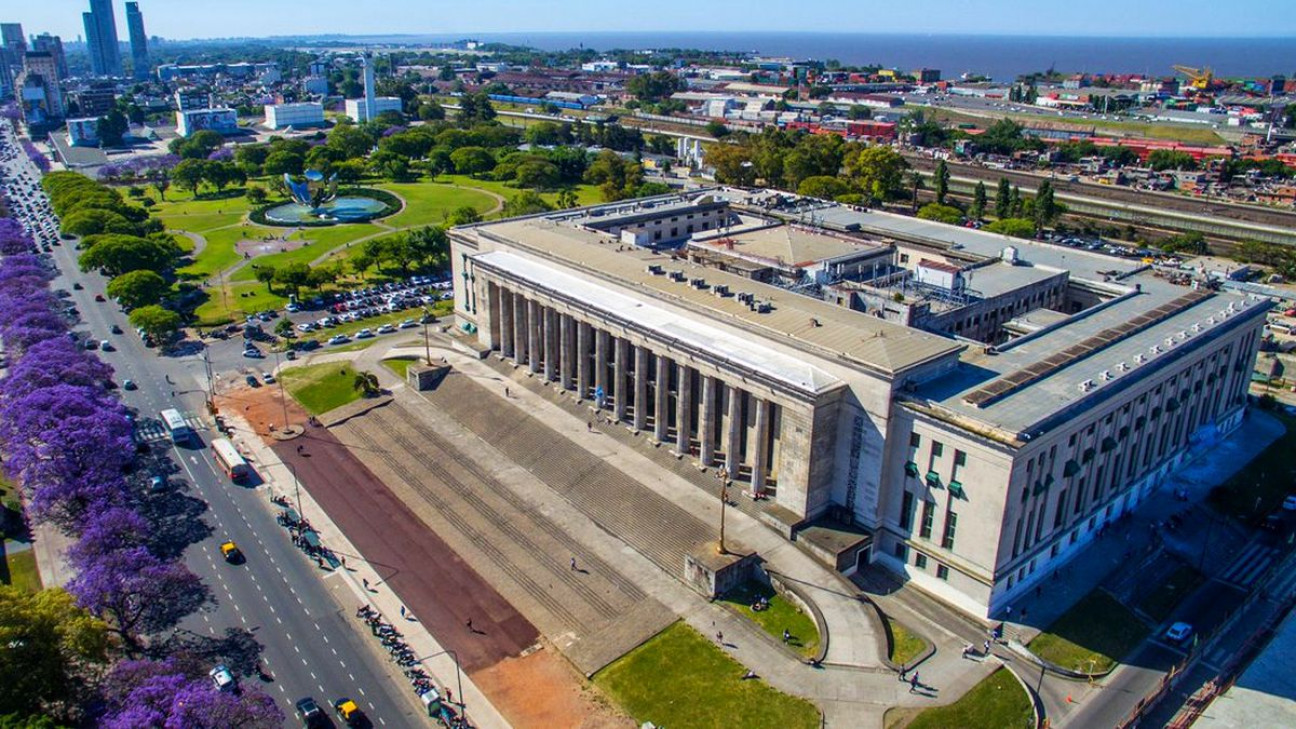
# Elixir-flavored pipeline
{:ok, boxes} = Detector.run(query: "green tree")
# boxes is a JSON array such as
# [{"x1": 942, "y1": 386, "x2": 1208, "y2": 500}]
[
  {"x1": 502, "y1": 190, "x2": 554, "y2": 217},
  {"x1": 555, "y1": 189, "x2": 578, "y2": 209},
  {"x1": 272, "y1": 262, "x2": 311, "y2": 295},
  {"x1": 96, "y1": 109, "x2": 129, "y2": 147},
  {"x1": 78, "y1": 235, "x2": 181, "y2": 276},
  {"x1": 128, "y1": 304, "x2": 182, "y2": 339},
  {"x1": 706, "y1": 143, "x2": 756, "y2": 186},
  {"x1": 625, "y1": 71, "x2": 684, "y2": 103},
  {"x1": 245, "y1": 185, "x2": 268, "y2": 205},
  {"x1": 171, "y1": 159, "x2": 207, "y2": 196},
  {"x1": 263, "y1": 150, "x2": 305, "y2": 176},
  {"x1": 445, "y1": 205, "x2": 483, "y2": 226},
  {"x1": 353, "y1": 370, "x2": 380, "y2": 397},
  {"x1": 917, "y1": 203, "x2": 964, "y2": 225},
  {"x1": 450, "y1": 146, "x2": 495, "y2": 176},
  {"x1": 843, "y1": 145, "x2": 909, "y2": 202},
  {"x1": 1034, "y1": 179, "x2": 1059, "y2": 229},
  {"x1": 848, "y1": 105, "x2": 872, "y2": 120},
  {"x1": 60, "y1": 208, "x2": 136, "y2": 237},
  {"x1": 984, "y1": 217, "x2": 1037, "y2": 239},
  {"x1": 152, "y1": 176, "x2": 169, "y2": 201},
  {"x1": 306, "y1": 263, "x2": 341, "y2": 291},
  {"x1": 970, "y1": 181, "x2": 988, "y2": 220},
  {"x1": 252, "y1": 264, "x2": 277, "y2": 293},
  {"x1": 1147, "y1": 149, "x2": 1197, "y2": 171},
  {"x1": 705, "y1": 120, "x2": 730, "y2": 139},
  {"x1": 105, "y1": 269, "x2": 168, "y2": 310},
  {"x1": 994, "y1": 177, "x2": 1011, "y2": 219},
  {"x1": 0, "y1": 587, "x2": 109, "y2": 724},
  {"x1": 275, "y1": 318, "x2": 294, "y2": 338},
  {"x1": 327, "y1": 123, "x2": 375, "y2": 160},
  {"x1": 797, "y1": 176, "x2": 850, "y2": 200},
  {"x1": 933, "y1": 159, "x2": 950, "y2": 205}
]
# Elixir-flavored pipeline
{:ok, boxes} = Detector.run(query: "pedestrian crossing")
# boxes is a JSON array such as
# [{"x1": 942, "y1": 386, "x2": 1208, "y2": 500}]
[
  {"x1": 1219, "y1": 541, "x2": 1278, "y2": 588},
  {"x1": 134, "y1": 415, "x2": 205, "y2": 443}
]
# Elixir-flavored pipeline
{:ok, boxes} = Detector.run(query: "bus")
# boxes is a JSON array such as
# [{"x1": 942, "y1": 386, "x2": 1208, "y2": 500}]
[
  {"x1": 159, "y1": 408, "x2": 193, "y2": 444},
  {"x1": 211, "y1": 438, "x2": 252, "y2": 482}
]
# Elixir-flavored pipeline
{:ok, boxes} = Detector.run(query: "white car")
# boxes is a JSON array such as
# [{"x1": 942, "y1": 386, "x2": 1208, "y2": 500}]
[
  {"x1": 209, "y1": 664, "x2": 236, "y2": 692},
  {"x1": 355, "y1": 328, "x2": 374, "y2": 339},
  {"x1": 398, "y1": 319, "x2": 418, "y2": 329},
  {"x1": 296, "y1": 322, "x2": 315, "y2": 332},
  {"x1": 327, "y1": 334, "x2": 350, "y2": 345},
  {"x1": 262, "y1": 371, "x2": 275, "y2": 384},
  {"x1": 376, "y1": 324, "x2": 397, "y2": 334}
]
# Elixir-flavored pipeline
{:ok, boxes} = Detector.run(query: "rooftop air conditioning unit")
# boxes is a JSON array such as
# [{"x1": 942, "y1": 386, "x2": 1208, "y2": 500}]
[
  {"x1": 1150, "y1": 345, "x2": 1162, "y2": 355},
  {"x1": 1100, "y1": 370, "x2": 1112, "y2": 381},
  {"x1": 1079, "y1": 379, "x2": 1095, "y2": 393},
  {"x1": 1134, "y1": 353, "x2": 1146, "y2": 364},
  {"x1": 1116, "y1": 362, "x2": 1128, "y2": 373}
]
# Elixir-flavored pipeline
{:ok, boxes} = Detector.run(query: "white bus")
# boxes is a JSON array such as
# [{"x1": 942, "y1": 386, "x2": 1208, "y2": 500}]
[
  {"x1": 210, "y1": 438, "x2": 252, "y2": 482},
  {"x1": 159, "y1": 408, "x2": 193, "y2": 444}
]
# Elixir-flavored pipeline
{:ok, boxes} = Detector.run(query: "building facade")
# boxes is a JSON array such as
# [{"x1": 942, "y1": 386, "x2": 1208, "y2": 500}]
[
  {"x1": 264, "y1": 102, "x2": 325, "y2": 129},
  {"x1": 31, "y1": 34, "x2": 67, "y2": 80},
  {"x1": 16, "y1": 51, "x2": 64, "y2": 135},
  {"x1": 447, "y1": 190, "x2": 1267, "y2": 618},
  {"x1": 125, "y1": 2, "x2": 149, "y2": 82},
  {"x1": 176, "y1": 107, "x2": 237, "y2": 136}
]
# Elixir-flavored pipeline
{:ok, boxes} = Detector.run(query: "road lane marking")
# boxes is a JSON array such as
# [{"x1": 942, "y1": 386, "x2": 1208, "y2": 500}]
[{"x1": 349, "y1": 672, "x2": 355, "y2": 681}]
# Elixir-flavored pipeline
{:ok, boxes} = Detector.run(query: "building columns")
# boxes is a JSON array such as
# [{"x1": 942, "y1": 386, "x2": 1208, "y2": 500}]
[
  {"x1": 654, "y1": 354, "x2": 670, "y2": 442},
  {"x1": 752, "y1": 399, "x2": 771, "y2": 490},
  {"x1": 543, "y1": 307, "x2": 557, "y2": 382},
  {"x1": 498, "y1": 287, "x2": 514, "y2": 358},
  {"x1": 576, "y1": 321, "x2": 591, "y2": 398},
  {"x1": 511, "y1": 293, "x2": 526, "y2": 365},
  {"x1": 559, "y1": 314, "x2": 573, "y2": 390},
  {"x1": 725, "y1": 385, "x2": 743, "y2": 477},
  {"x1": 526, "y1": 299, "x2": 541, "y2": 373},
  {"x1": 613, "y1": 337, "x2": 629, "y2": 422},
  {"x1": 675, "y1": 363, "x2": 693, "y2": 455},
  {"x1": 698, "y1": 375, "x2": 717, "y2": 466},
  {"x1": 633, "y1": 346, "x2": 649, "y2": 431},
  {"x1": 594, "y1": 329, "x2": 609, "y2": 403}
]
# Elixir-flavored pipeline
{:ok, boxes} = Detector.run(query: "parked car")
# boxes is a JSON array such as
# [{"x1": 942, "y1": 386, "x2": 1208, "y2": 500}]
[
  {"x1": 1164, "y1": 622, "x2": 1193, "y2": 644},
  {"x1": 262, "y1": 371, "x2": 275, "y2": 384},
  {"x1": 209, "y1": 664, "x2": 236, "y2": 692},
  {"x1": 376, "y1": 324, "x2": 396, "y2": 334},
  {"x1": 328, "y1": 334, "x2": 350, "y2": 345},
  {"x1": 245, "y1": 374, "x2": 259, "y2": 387}
]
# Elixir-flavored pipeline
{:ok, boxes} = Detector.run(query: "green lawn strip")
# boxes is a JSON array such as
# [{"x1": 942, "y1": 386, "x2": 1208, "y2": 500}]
[
  {"x1": 159, "y1": 212, "x2": 246, "y2": 234},
  {"x1": 905, "y1": 667, "x2": 1033, "y2": 729},
  {"x1": 151, "y1": 191, "x2": 253, "y2": 218},
  {"x1": 594, "y1": 621, "x2": 819, "y2": 729},
  {"x1": 908, "y1": 105, "x2": 1225, "y2": 145},
  {"x1": 1208, "y1": 412, "x2": 1295, "y2": 525},
  {"x1": 376, "y1": 183, "x2": 497, "y2": 228},
  {"x1": 227, "y1": 223, "x2": 381, "y2": 283},
  {"x1": 888, "y1": 619, "x2": 928, "y2": 667},
  {"x1": 381, "y1": 357, "x2": 418, "y2": 379},
  {"x1": 178, "y1": 224, "x2": 280, "y2": 281},
  {"x1": 435, "y1": 174, "x2": 602, "y2": 210},
  {"x1": 718, "y1": 581, "x2": 820, "y2": 659},
  {"x1": 0, "y1": 547, "x2": 43, "y2": 593},
  {"x1": 280, "y1": 362, "x2": 368, "y2": 415},
  {"x1": 1028, "y1": 589, "x2": 1148, "y2": 673},
  {"x1": 1138, "y1": 565, "x2": 1205, "y2": 623},
  {"x1": 193, "y1": 282, "x2": 289, "y2": 326}
]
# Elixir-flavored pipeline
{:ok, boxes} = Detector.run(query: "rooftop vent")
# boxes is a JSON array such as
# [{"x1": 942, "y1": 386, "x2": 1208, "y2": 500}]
[
  {"x1": 690, "y1": 277, "x2": 708, "y2": 290},
  {"x1": 1116, "y1": 362, "x2": 1128, "y2": 373},
  {"x1": 1100, "y1": 370, "x2": 1112, "y2": 382},
  {"x1": 1079, "y1": 379, "x2": 1095, "y2": 393},
  {"x1": 713, "y1": 284, "x2": 730, "y2": 297},
  {"x1": 1134, "y1": 353, "x2": 1146, "y2": 364},
  {"x1": 668, "y1": 270, "x2": 686, "y2": 282},
  {"x1": 646, "y1": 264, "x2": 665, "y2": 275},
  {"x1": 1165, "y1": 337, "x2": 1176, "y2": 348},
  {"x1": 1151, "y1": 345, "x2": 1162, "y2": 355}
]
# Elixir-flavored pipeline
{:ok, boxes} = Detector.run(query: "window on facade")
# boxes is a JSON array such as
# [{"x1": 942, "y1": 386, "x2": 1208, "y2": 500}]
[
  {"x1": 931, "y1": 442, "x2": 944, "y2": 459},
  {"x1": 900, "y1": 491, "x2": 914, "y2": 530},
  {"x1": 941, "y1": 512, "x2": 958, "y2": 550},
  {"x1": 915, "y1": 553, "x2": 928, "y2": 569},
  {"x1": 936, "y1": 565, "x2": 950, "y2": 580},
  {"x1": 920, "y1": 500, "x2": 935, "y2": 539},
  {"x1": 910, "y1": 432, "x2": 921, "y2": 448},
  {"x1": 1054, "y1": 491, "x2": 1068, "y2": 528},
  {"x1": 893, "y1": 542, "x2": 908, "y2": 560}
]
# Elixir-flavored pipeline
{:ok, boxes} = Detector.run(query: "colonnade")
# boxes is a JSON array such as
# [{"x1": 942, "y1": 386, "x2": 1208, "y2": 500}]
[{"x1": 488, "y1": 281, "x2": 780, "y2": 490}]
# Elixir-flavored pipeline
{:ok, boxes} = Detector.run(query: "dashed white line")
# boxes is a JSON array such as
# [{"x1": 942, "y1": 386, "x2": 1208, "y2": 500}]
[{"x1": 358, "y1": 687, "x2": 366, "y2": 697}]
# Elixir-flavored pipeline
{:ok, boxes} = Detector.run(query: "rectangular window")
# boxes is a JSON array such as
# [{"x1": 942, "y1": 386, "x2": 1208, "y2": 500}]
[
  {"x1": 1012, "y1": 516, "x2": 1024, "y2": 558},
  {"x1": 914, "y1": 553, "x2": 928, "y2": 569},
  {"x1": 936, "y1": 565, "x2": 950, "y2": 581},
  {"x1": 899, "y1": 491, "x2": 914, "y2": 530},
  {"x1": 920, "y1": 500, "x2": 935, "y2": 539},
  {"x1": 1053, "y1": 490, "x2": 1068, "y2": 528},
  {"x1": 909, "y1": 432, "x2": 921, "y2": 448},
  {"x1": 941, "y1": 511, "x2": 958, "y2": 550}
]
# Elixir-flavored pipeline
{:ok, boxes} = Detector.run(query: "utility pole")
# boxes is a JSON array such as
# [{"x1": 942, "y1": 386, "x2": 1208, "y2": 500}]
[
  {"x1": 202, "y1": 342, "x2": 217, "y2": 414},
  {"x1": 422, "y1": 306, "x2": 432, "y2": 365},
  {"x1": 272, "y1": 347, "x2": 290, "y2": 429}
]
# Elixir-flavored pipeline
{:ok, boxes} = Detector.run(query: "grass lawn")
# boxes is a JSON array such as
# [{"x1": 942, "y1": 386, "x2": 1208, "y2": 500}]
[
  {"x1": 152, "y1": 189, "x2": 253, "y2": 218},
  {"x1": 435, "y1": 174, "x2": 603, "y2": 209},
  {"x1": 903, "y1": 668, "x2": 1032, "y2": 729},
  {"x1": 0, "y1": 547, "x2": 42, "y2": 593},
  {"x1": 159, "y1": 212, "x2": 246, "y2": 234},
  {"x1": 382, "y1": 356, "x2": 419, "y2": 378},
  {"x1": 1208, "y1": 411, "x2": 1294, "y2": 526},
  {"x1": 280, "y1": 362, "x2": 369, "y2": 415},
  {"x1": 227, "y1": 223, "x2": 381, "y2": 283},
  {"x1": 908, "y1": 105, "x2": 1225, "y2": 145},
  {"x1": 1028, "y1": 589, "x2": 1148, "y2": 673},
  {"x1": 376, "y1": 182, "x2": 498, "y2": 228},
  {"x1": 177, "y1": 223, "x2": 279, "y2": 281},
  {"x1": 194, "y1": 282, "x2": 288, "y2": 326},
  {"x1": 888, "y1": 618, "x2": 928, "y2": 668},
  {"x1": 719, "y1": 581, "x2": 820, "y2": 659},
  {"x1": 594, "y1": 621, "x2": 819, "y2": 729},
  {"x1": 1138, "y1": 565, "x2": 1205, "y2": 623}
]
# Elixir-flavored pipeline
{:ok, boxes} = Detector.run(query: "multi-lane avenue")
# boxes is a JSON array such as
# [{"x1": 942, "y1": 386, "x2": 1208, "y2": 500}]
[{"x1": 0, "y1": 122, "x2": 427, "y2": 728}]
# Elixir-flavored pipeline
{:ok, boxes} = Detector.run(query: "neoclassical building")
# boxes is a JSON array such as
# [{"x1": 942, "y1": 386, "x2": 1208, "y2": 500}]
[{"x1": 447, "y1": 189, "x2": 1267, "y2": 617}]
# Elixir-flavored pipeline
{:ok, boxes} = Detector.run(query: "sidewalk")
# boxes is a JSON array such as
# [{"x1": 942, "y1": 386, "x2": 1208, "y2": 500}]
[
  {"x1": 223, "y1": 410, "x2": 512, "y2": 729},
  {"x1": 29, "y1": 519, "x2": 74, "y2": 588}
]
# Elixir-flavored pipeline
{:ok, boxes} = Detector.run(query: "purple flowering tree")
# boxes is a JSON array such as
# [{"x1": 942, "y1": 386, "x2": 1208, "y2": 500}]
[
  {"x1": 100, "y1": 659, "x2": 283, "y2": 729},
  {"x1": 21, "y1": 139, "x2": 51, "y2": 174},
  {"x1": 67, "y1": 546, "x2": 207, "y2": 654}
]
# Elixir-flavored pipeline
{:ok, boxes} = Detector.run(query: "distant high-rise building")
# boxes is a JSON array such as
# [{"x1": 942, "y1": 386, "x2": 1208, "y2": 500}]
[
  {"x1": 16, "y1": 51, "x2": 65, "y2": 134},
  {"x1": 0, "y1": 23, "x2": 25, "y2": 100},
  {"x1": 83, "y1": 0, "x2": 122, "y2": 77},
  {"x1": 125, "y1": 2, "x2": 149, "y2": 81},
  {"x1": 32, "y1": 34, "x2": 67, "y2": 80},
  {"x1": 0, "y1": 24, "x2": 25, "y2": 54}
]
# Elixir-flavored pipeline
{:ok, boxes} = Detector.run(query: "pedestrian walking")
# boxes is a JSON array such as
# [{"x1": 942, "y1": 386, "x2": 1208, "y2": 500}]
[
  {"x1": 716, "y1": 630, "x2": 724, "y2": 644},
  {"x1": 983, "y1": 639, "x2": 991, "y2": 654},
  {"x1": 909, "y1": 673, "x2": 919, "y2": 693},
  {"x1": 296, "y1": 444, "x2": 303, "y2": 454},
  {"x1": 466, "y1": 618, "x2": 474, "y2": 632},
  {"x1": 782, "y1": 629, "x2": 790, "y2": 644},
  {"x1": 362, "y1": 578, "x2": 370, "y2": 590},
  {"x1": 400, "y1": 605, "x2": 406, "y2": 618},
  {"x1": 898, "y1": 666, "x2": 907, "y2": 682},
  {"x1": 505, "y1": 387, "x2": 510, "y2": 397},
  {"x1": 586, "y1": 421, "x2": 592, "y2": 431},
  {"x1": 445, "y1": 688, "x2": 453, "y2": 705}
]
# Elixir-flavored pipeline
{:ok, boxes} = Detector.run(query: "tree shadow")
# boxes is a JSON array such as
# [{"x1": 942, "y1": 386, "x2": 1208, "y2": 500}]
[{"x1": 152, "y1": 626, "x2": 266, "y2": 678}]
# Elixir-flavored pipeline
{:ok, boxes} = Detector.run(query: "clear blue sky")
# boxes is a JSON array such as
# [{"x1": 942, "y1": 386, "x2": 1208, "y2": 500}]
[{"x1": 10, "y1": 0, "x2": 1296, "y2": 41}]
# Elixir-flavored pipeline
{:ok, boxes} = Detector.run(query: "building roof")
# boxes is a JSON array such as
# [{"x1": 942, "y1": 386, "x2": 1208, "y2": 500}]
[
  {"x1": 471, "y1": 216, "x2": 964, "y2": 378},
  {"x1": 691, "y1": 224, "x2": 884, "y2": 269}
]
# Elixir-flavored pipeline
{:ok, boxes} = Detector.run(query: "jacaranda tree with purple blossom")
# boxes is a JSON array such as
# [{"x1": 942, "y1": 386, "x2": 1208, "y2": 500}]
[{"x1": 99, "y1": 658, "x2": 283, "y2": 729}]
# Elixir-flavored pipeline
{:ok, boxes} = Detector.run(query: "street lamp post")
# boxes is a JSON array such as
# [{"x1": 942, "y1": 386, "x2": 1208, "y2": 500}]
[
  {"x1": 422, "y1": 649, "x2": 464, "y2": 710},
  {"x1": 422, "y1": 307, "x2": 432, "y2": 365},
  {"x1": 272, "y1": 347, "x2": 290, "y2": 429},
  {"x1": 717, "y1": 467, "x2": 730, "y2": 555}
]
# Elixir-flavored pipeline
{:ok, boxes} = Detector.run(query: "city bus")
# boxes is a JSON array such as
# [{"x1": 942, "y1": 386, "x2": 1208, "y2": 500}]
[
  {"x1": 159, "y1": 408, "x2": 193, "y2": 444},
  {"x1": 210, "y1": 438, "x2": 251, "y2": 483}
]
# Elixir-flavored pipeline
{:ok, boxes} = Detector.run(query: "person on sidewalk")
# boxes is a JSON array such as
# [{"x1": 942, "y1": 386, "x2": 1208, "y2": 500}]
[
  {"x1": 570, "y1": 557, "x2": 577, "y2": 571},
  {"x1": 716, "y1": 630, "x2": 724, "y2": 644},
  {"x1": 909, "y1": 673, "x2": 920, "y2": 693},
  {"x1": 782, "y1": 629, "x2": 790, "y2": 644}
]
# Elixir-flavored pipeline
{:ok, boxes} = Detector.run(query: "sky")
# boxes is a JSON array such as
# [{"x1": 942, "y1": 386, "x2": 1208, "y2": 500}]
[{"x1": 9, "y1": 0, "x2": 1296, "y2": 42}]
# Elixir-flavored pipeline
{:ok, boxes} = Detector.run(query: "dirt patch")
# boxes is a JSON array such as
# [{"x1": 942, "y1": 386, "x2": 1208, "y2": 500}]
[
  {"x1": 472, "y1": 644, "x2": 633, "y2": 729},
  {"x1": 235, "y1": 232, "x2": 310, "y2": 259},
  {"x1": 214, "y1": 384, "x2": 308, "y2": 440}
]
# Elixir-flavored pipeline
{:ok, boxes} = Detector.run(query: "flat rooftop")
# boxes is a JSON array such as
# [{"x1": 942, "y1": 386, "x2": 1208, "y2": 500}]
[
  {"x1": 691, "y1": 224, "x2": 884, "y2": 269},
  {"x1": 471, "y1": 217, "x2": 964, "y2": 377},
  {"x1": 964, "y1": 262, "x2": 1066, "y2": 299}
]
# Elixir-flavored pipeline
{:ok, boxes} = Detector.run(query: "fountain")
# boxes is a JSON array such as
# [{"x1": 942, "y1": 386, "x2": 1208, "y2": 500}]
[{"x1": 262, "y1": 169, "x2": 388, "y2": 225}]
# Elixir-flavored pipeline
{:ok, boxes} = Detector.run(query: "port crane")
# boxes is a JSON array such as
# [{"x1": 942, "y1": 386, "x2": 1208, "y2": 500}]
[{"x1": 1172, "y1": 65, "x2": 1215, "y2": 91}]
